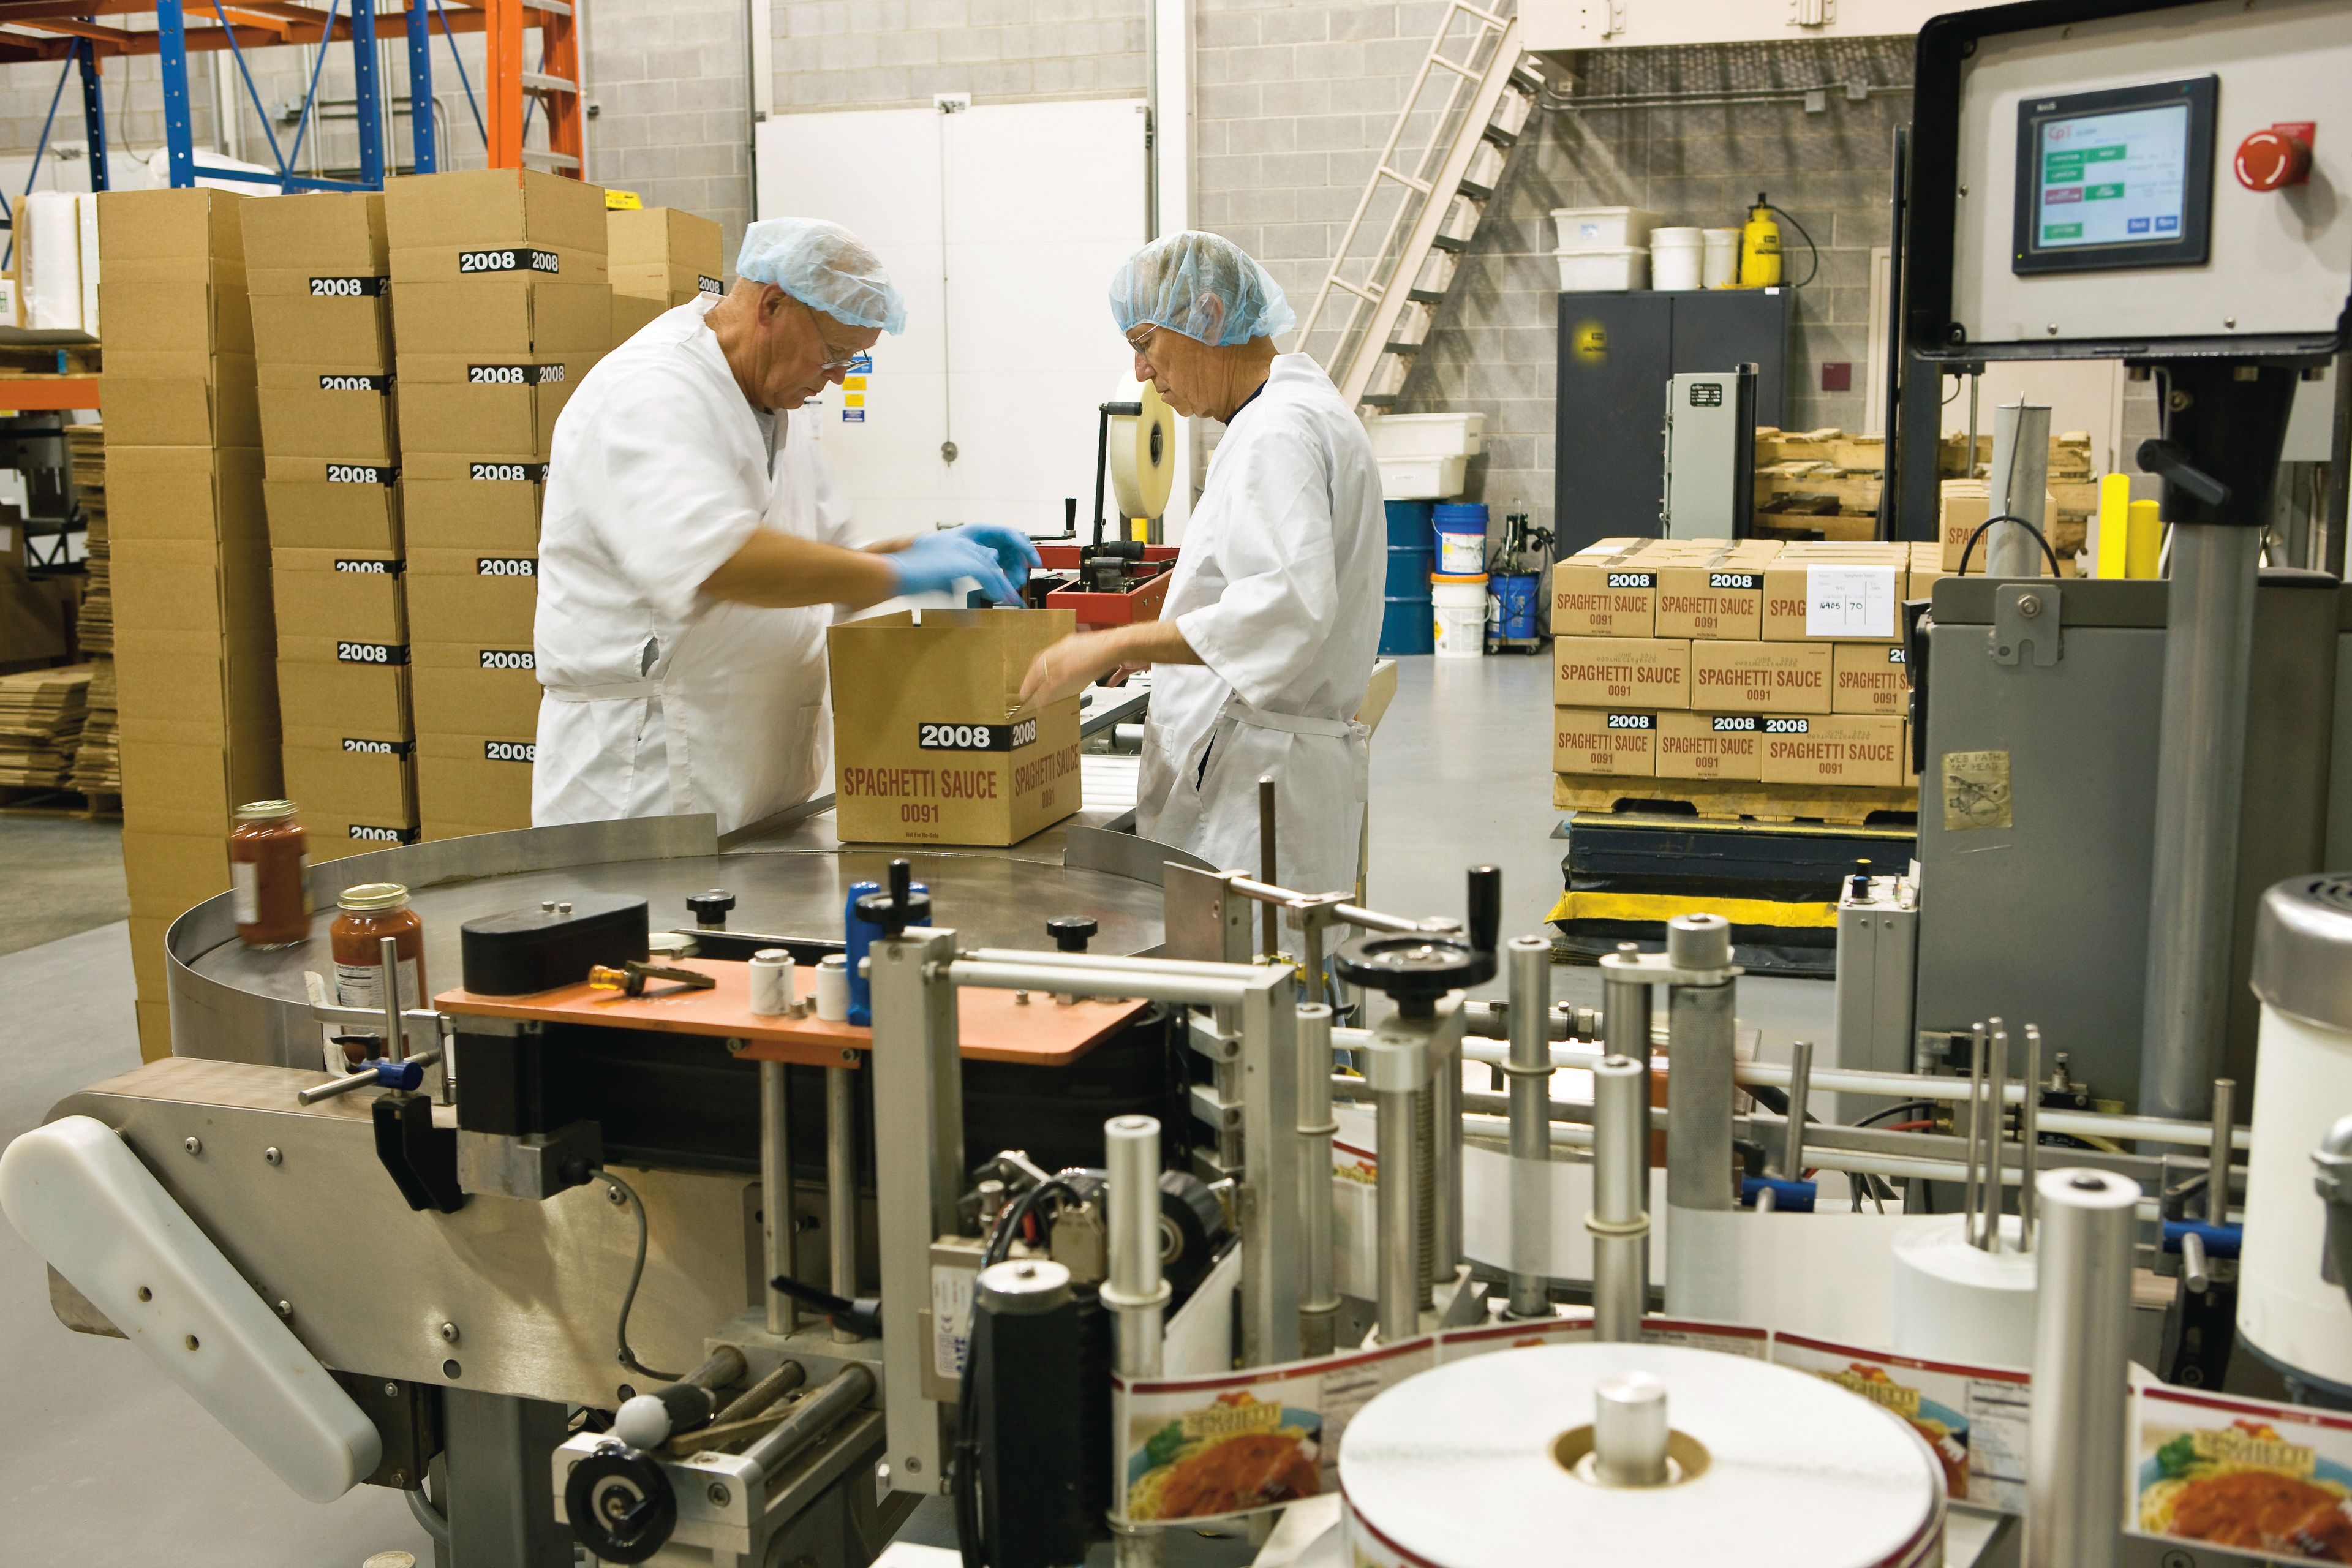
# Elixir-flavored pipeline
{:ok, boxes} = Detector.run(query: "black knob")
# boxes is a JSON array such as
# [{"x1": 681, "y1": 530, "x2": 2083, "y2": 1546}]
[
  {"x1": 2137, "y1": 439, "x2": 2231, "y2": 508},
  {"x1": 564, "y1": 1443, "x2": 677, "y2": 1564},
  {"x1": 1464, "y1": 865, "x2": 1501, "y2": 985},
  {"x1": 1064, "y1": 497, "x2": 1077, "y2": 535},
  {"x1": 853, "y1": 858, "x2": 932, "y2": 938},
  {"x1": 1048, "y1": 916, "x2": 1098, "y2": 952},
  {"x1": 685, "y1": 889, "x2": 734, "y2": 930}
]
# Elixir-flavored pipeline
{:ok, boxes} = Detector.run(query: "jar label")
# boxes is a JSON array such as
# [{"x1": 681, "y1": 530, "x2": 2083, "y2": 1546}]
[
  {"x1": 336, "y1": 956, "x2": 422, "y2": 1019},
  {"x1": 232, "y1": 861, "x2": 260, "y2": 925}
]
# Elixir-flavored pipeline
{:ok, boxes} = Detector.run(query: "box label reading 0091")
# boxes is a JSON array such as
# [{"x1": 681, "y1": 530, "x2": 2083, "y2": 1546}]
[{"x1": 918, "y1": 719, "x2": 1038, "y2": 752}]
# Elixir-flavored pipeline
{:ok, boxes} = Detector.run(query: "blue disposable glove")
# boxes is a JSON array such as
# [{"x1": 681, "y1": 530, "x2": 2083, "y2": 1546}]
[
  {"x1": 941, "y1": 523, "x2": 1042, "y2": 591},
  {"x1": 891, "y1": 530, "x2": 1017, "y2": 602}
]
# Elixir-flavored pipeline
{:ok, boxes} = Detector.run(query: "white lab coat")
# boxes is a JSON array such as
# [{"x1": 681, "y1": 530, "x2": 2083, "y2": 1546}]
[
  {"x1": 533, "y1": 297, "x2": 854, "y2": 836},
  {"x1": 1136, "y1": 353, "x2": 1384, "y2": 895}
]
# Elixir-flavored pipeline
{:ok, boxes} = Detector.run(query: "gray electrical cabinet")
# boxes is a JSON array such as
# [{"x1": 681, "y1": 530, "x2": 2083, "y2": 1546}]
[
  {"x1": 1660, "y1": 369, "x2": 1757, "y2": 538},
  {"x1": 1554, "y1": 288, "x2": 1793, "y2": 554}
]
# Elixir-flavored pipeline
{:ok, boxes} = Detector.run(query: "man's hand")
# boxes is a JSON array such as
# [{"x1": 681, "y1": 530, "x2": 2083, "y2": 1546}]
[{"x1": 1020, "y1": 630, "x2": 1121, "y2": 709}]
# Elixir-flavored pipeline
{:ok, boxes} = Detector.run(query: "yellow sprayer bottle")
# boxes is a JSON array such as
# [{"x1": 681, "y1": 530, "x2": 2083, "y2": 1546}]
[{"x1": 1740, "y1": 194, "x2": 1782, "y2": 288}]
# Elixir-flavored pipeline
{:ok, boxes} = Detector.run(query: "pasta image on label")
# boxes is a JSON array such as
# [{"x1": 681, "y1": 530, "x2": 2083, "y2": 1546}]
[{"x1": 2130, "y1": 1385, "x2": 2352, "y2": 1563}]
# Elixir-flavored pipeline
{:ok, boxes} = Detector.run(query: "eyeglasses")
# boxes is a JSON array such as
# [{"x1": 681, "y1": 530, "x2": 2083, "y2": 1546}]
[
  {"x1": 804, "y1": 300, "x2": 862, "y2": 371},
  {"x1": 1124, "y1": 325, "x2": 1157, "y2": 356}
]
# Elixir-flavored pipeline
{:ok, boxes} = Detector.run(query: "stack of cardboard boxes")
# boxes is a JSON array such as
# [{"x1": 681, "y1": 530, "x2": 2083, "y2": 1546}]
[
  {"x1": 98, "y1": 187, "x2": 278, "y2": 1058},
  {"x1": 246, "y1": 193, "x2": 418, "y2": 859},
  {"x1": 607, "y1": 205, "x2": 724, "y2": 345},
  {"x1": 382, "y1": 170, "x2": 610, "y2": 839},
  {"x1": 1550, "y1": 536, "x2": 1945, "y2": 801}
]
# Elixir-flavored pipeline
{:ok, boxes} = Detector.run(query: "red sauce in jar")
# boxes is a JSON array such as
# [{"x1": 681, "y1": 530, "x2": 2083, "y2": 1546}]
[
  {"x1": 229, "y1": 800, "x2": 311, "y2": 948},
  {"x1": 330, "y1": 882, "x2": 426, "y2": 1061}
]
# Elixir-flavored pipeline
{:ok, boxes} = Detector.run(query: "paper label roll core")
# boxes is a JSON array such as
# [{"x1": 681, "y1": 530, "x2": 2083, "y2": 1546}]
[{"x1": 1110, "y1": 380, "x2": 1175, "y2": 521}]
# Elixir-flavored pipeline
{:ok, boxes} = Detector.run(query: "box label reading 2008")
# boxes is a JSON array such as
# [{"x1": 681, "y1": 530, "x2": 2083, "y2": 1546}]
[
  {"x1": 308, "y1": 275, "x2": 387, "y2": 297},
  {"x1": 457, "y1": 247, "x2": 559, "y2": 274},
  {"x1": 485, "y1": 740, "x2": 535, "y2": 763},
  {"x1": 917, "y1": 719, "x2": 1038, "y2": 752},
  {"x1": 467, "y1": 363, "x2": 567, "y2": 386},
  {"x1": 479, "y1": 650, "x2": 536, "y2": 671},
  {"x1": 470, "y1": 462, "x2": 547, "y2": 483},
  {"x1": 318, "y1": 374, "x2": 389, "y2": 393},
  {"x1": 337, "y1": 641, "x2": 407, "y2": 665},
  {"x1": 342, "y1": 737, "x2": 413, "y2": 756},
  {"x1": 326, "y1": 463, "x2": 396, "y2": 484}
]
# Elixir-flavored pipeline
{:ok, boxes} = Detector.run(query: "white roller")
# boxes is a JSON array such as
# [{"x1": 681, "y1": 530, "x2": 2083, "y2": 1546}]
[
  {"x1": 21, "y1": 191, "x2": 81, "y2": 332},
  {"x1": 1341, "y1": 1343, "x2": 1944, "y2": 1568},
  {"x1": 1891, "y1": 1215, "x2": 2037, "y2": 1370},
  {"x1": 1108, "y1": 378, "x2": 1174, "y2": 522},
  {"x1": 0, "y1": 1116, "x2": 382, "y2": 1502}
]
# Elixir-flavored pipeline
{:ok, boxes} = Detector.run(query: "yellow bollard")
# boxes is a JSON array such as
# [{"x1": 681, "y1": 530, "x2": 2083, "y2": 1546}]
[
  {"x1": 2094, "y1": 473, "x2": 2132, "y2": 579},
  {"x1": 2125, "y1": 499, "x2": 2163, "y2": 578}
]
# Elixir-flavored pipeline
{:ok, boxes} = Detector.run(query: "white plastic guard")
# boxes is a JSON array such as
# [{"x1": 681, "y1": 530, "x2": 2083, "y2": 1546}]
[{"x1": 0, "y1": 1115, "x2": 381, "y2": 1501}]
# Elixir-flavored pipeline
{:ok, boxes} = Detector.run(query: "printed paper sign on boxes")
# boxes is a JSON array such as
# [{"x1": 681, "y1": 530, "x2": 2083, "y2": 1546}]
[{"x1": 829, "y1": 609, "x2": 1083, "y2": 846}]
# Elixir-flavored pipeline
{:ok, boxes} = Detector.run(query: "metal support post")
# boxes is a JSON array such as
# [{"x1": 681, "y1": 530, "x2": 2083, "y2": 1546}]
[
  {"x1": 1363, "y1": 1018, "x2": 1427, "y2": 1343},
  {"x1": 402, "y1": 0, "x2": 439, "y2": 173},
  {"x1": 1591, "y1": 1055, "x2": 1649, "y2": 1340},
  {"x1": 1504, "y1": 935, "x2": 1552, "y2": 1319},
  {"x1": 1431, "y1": 1020, "x2": 1463, "y2": 1294},
  {"x1": 1258, "y1": 777, "x2": 1280, "y2": 959},
  {"x1": 2027, "y1": 1168, "x2": 2141, "y2": 1568},
  {"x1": 1778, "y1": 1039, "x2": 1814, "y2": 1180},
  {"x1": 1985, "y1": 401, "x2": 2052, "y2": 576},
  {"x1": 74, "y1": 41, "x2": 108, "y2": 194},
  {"x1": 1235, "y1": 968, "x2": 1303, "y2": 1366},
  {"x1": 2207, "y1": 1077, "x2": 2235, "y2": 1223},
  {"x1": 869, "y1": 927, "x2": 964, "y2": 1494},
  {"x1": 1602, "y1": 942, "x2": 1652, "y2": 1064},
  {"x1": 1656, "y1": 916, "x2": 1738, "y2": 1318},
  {"x1": 1296, "y1": 1005, "x2": 1341, "y2": 1356},
  {"x1": 827, "y1": 1065, "x2": 859, "y2": 1343},
  {"x1": 350, "y1": 0, "x2": 385, "y2": 187},
  {"x1": 760, "y1": 1062, "x2": 796, "y2": 1335},
  {"x1": 156, "y1": 1, "x2": 196, "y2": 189},
  {"x1": 1105, "y1": 1114, "x2": 1170, "y2": 1568},
  {"x1": 442, "y1": 1390, "x2": 573, "y2": 1567}
]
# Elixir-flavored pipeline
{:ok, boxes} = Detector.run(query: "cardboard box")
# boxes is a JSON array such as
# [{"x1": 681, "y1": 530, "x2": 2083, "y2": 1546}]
[
  {"x1": 1903, "y1": 722, "x2": 1921, "y2": 790},
  {"x1": 257, "y1": 363, "x2": 399, "y2": 460},
  {"x1": 411, "y1": 639, "x2": 542, "y2": 736},
  {"x1": 1758, "y1": 714, "x2": 1905, "y2": 788},
  {"x1": 1653, "y1": 563, "x2": 1764, "y2": 640},
  {"x1": 608, "y1": 206, "x2": 723, "y2": 276},
  {"x1": 251, "y1": 292, "x2": 394, "y2": 372},
  {"x1": 405, "y1": 548, "x2": 537, "y2": 644},
  {"x1": 393, "y1": 352, "x2": 594, "y2": 459},
  {"x1": 112, "y1": 534, "x2": 273, "y2": 644},
  {"x1": 415, "y1": 728, "x2": 536, "y2": 835},
  {"x1": 282, "y1": 726, "x2": 419, "y2": 824},
  {"x1": 384, "y1": 167, "x2": 609, "y2": 260},
  {"x1": 1550, "y1": 559, "x2": 1657, "y2": 638},
  {"x1": 1690, "y1": 640, "x2": 1833, "y2": 714},
  {"x1": 827, "y1": 609, "x2": 1084, "y2": 846},
  {"x1": 276, "y1": 636, "x2": 412, "y2": 739},
  {"x1": 122, "y1": 826, "x2": 233, "y2": 920},
  {"x1": 100, "y1": 281, "x2": 253, "y2": 356},
  {"x1": 271, "y1": 548, "x2": 407, "y2": 643},
  {"x1": 1656, "y1": 711, "x2": 1764, "y2": 782},
  {"x1": 1761, "y1": 560, "x2": 1905, "y2": 643},
  {"x1": 97, "y1": 187, "x2": 246, "y2": 284},
  {"x1": 612, "y1": 292, "x2": 668, "y2": 346},
  {"x1": 399, "y1": 451, "x2": 543, "y2": 552},
  {"x1": 263, "y1": 455, "x2": 402, "y2": 552},
  {"x1": 1939, "y1": 483, "x2": 2055, "y2": 571},
  {"x1": 114, "y1": 629, "x2": 279, "y2": 744},
  {"x1": 308, "y1": 816, "x2": 423, "y2": 860},
  {"x1": 1552, "y1": 707, "x2": 1655, "y2": 776},
  {"x1": 129, "y1": 914, "x2": 172, "y2": 1005},
  {"x1": 1832, "y1": 641, "x2": 1910, "y2": 716},
  {"x1": 106, "y1": 443, "x2": 267, "y2": 544},
  {"x1": 137, "y1": 998, "x2": 174, "y2": 1063},
  {"x1": 103, "y1": 361, "x2": 261, "y2": 448},
  {"x1": 243, "y1": 190, "x2": 388, "y2": 289},
  {"x1": 389, "y1": 277, "x2": 610, "y2": 357},
  {"x1": 611, "y1": 262, "x2": 723, "y2": 305},
  {"x1": 1553, "y1": 635, "x2": 1689, "y2": 710}
]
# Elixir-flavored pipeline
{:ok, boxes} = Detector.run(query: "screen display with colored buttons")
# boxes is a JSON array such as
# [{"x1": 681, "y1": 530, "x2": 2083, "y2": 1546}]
[{"x1": 2035, "y1": 103, "x2": 2188, "y2": 247}]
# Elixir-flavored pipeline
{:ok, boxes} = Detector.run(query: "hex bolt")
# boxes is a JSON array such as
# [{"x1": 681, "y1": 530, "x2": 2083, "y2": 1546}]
[
  {"x1": 707, "y1": 1483, "x2": 731, "y2": 1507},
  {"x1": 2018, "y1": 594, "x2": 2042, "y2": 619},
  {"x1": 276, "y1": 1300, "x2": 294, "y2": 1320},
  {"x1": 183, "y1": 1136, "x2": 202, "y2": 1156},
  {"x1": 438, "y1": 1321, "x2": 460, "y2": 1344},
  {"x1": 263, "y1": 1147, "x2": 282, "y2": 1166},
  {"x1": 385, "y1": 1381, "x2": 399, "y2": 1397},
  {"x1": 606, "y1": 1185, "x2": 627, "y2": 1207}
]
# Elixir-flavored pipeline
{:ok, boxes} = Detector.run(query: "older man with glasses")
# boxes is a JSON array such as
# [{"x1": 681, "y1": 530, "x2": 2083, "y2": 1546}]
[
  {"x1": 1020, "y1": 231, "x2": 1383, "y2": 897},
  {"x1": 532, "y1": 217, "x2": 1039, "y2": 835}
]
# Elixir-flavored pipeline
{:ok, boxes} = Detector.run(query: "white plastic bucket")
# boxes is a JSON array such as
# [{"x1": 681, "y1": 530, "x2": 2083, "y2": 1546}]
[
  {"x1": 1432, "y1": 575, "x2": 1488, "y2": 657},
  {"x1": 1650, "y1": 227, "x2": 1704, "y2": 291},
  {"x1": 1702, "y1": 227, "x2": 1741, "y2": 287}
]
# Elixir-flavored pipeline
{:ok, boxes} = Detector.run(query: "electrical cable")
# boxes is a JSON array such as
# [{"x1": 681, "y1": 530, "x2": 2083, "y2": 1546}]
[
  {"x1": 1763, "y1": 202, "x2": 1820, "y2": 288},
  {"x1": 1953, "y1": 513, "x2": 2063, "y2": 576},
  {"x1": 597, "y1": 1169, "x2": 682, "y2": 1384}
]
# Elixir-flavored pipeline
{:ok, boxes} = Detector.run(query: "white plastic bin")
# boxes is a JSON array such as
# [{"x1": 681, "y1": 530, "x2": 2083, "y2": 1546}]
[
  {"x1": 1555, "y1": 247, "x2": 1648, "y2": 292},
  {"x1": 1551, "y1": 206, "x2": 1662, "y2": 252},
  {"x1": 1378, "y1": 454, "x2": 1469, "y2": 500},
  {"x1": 1365, "y1": 412, "x2": 1486, "y2": 459},
  {"x1": 1650, "y1": 227, "x2": 1704, "y2": 290}
]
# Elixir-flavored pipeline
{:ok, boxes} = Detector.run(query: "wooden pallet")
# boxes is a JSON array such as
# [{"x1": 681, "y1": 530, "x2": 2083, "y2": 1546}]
[
  {"x1": 1553, "y1": 772, "x2": 1918, "y2": 826},
  {"x1": 0, "y1": 785, "x2": 119, "y2": 820}
]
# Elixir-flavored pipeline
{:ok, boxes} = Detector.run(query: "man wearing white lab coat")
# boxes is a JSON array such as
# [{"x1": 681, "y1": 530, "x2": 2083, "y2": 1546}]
[
  {"x1": 533, "y1": 217, "x2": 1038, "y2": 835},
  {"x1": 1020, "y1": 233, "x2": 1383, "y2": 895}
]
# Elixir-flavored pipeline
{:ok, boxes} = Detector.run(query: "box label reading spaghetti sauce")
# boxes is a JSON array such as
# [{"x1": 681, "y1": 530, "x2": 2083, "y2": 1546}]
[{"x1": 1551, "y1": 636, "x2": 1688, "y2": 709}]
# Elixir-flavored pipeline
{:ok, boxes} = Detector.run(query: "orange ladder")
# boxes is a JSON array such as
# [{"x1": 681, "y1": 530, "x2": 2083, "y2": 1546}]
[{"x1": 485, "y1": 0, "x2": 585, "y2": 176}]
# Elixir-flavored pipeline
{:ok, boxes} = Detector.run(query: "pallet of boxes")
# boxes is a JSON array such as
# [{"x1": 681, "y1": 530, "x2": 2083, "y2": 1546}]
[
  {"x1": 97, "y1": 188, "x2": 278, "y2": 1058},
  {"x1": 382, "y1": 170, "x2": 611, "y2": 839},
  {"x1": 607, "y1": 201, "x2": 724, "y2": 344},
  {"x1": 1550, "y1": 535, "x2": 1941, "y2": 821},
  {"x1": 246, "y1": 192, "x2": 418, "y2": 856}
]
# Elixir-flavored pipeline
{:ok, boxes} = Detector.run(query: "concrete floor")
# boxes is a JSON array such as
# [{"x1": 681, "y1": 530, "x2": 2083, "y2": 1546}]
[{"x1": 0, "y1": 652, "x2": 1836, "y2": 1566}]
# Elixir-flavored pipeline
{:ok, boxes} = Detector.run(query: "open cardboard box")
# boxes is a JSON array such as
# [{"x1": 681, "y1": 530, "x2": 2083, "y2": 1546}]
[{"x1": 827, "y1": 608, "x2": 1082, "y2": 846}]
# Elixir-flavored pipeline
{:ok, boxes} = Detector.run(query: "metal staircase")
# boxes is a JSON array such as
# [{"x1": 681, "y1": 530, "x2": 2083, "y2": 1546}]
[{"x1": 1295, "y1": 0, "x2": 1544, "y2": 412}]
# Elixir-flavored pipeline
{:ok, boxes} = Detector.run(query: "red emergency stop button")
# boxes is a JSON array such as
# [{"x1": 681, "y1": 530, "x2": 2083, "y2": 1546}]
[{"x1": 2236, "y1": 124, "x2": 2315, "y2": 190}]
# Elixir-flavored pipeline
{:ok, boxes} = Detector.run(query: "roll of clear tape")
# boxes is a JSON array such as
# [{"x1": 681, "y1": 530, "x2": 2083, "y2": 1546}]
[
  {"x1": 814, "y1": 954, "x2": 850, "y2": 1022},
  {"x1": 748, "y1": 949, "x2": 796, "y2": 1017},
  {"x1": 1341, "y1": 1343, "x2": 1944, "y2": 1568},
  {"x1": 1891, "y1": 1215, "x2": 2038, "y2": 1371},
  {"x1": 1109, "y1": 380, "x2": 1175, "y2": 522}
]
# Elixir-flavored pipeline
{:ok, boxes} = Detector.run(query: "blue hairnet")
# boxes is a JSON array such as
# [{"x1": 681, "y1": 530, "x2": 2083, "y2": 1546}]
[
  {"x1": 736, "y1": 217, "x2": 907, "y2": 334},
  {"x1": 1109, "y1": 231, "x2": 1295, "y2": 347}
]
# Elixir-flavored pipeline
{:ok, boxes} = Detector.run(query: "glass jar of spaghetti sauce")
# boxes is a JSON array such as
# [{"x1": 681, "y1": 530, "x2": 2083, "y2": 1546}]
[
  {"x1": 330, "y1": 883, "x2": 426, "y2": 1062},
  {"x1": 229, "y1": 800, "x2": 311, "y2": 949}
]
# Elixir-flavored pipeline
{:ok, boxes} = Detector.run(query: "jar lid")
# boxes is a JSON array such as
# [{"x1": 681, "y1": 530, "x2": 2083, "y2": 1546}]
[
  {"x1": 2254, "y1": 875, "x2": 2352, "y2": 1031},
  {"x1": 236, "y1": 799, "x2": 299, "y2": 821},
  {"x1": 338, "y1": 881, "x2": 412, "y2": 912}
]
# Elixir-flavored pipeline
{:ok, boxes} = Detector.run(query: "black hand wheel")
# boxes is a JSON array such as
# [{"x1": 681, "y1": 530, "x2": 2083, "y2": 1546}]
[
  {"x1": 565, "y1": 1442, "x2": 678, "y2": 1565},
  {"x1": 1332, "y1": 932, "x2": 1483, "y2": 1015}
]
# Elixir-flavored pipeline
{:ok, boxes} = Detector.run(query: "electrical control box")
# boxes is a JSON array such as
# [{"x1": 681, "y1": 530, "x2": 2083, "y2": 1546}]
[{"x1": 1660, "y1": 369, "x2": 1757, "y2": 540}]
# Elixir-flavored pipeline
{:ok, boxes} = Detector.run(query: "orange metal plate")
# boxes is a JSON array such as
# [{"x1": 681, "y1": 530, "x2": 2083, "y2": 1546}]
[
  {"x1": 435, "y1": 956, "x2": 1145, "y2": 1068},
  {"x1": 0, "y1": 377, "x2": 99, "y2": 411}
]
